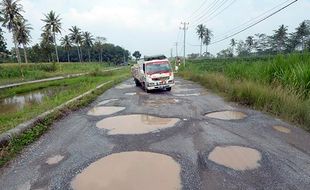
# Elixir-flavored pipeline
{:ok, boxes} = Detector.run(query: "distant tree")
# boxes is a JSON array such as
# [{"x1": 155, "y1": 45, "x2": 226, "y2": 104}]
[
  {"x1": 0, "y1": 0, "x2": 24, "y2": 63},
  {"x1": 94, "y1": 36, "x2": 107, "y2": 62},
  {"x1": 245, "y1": 36, "x2": 254, "y2": 53},
  {"x1": 42, "y1": 10, "x2": 62, "y2": 62},
  {"x1": 295, "y1": 21, "x2": 310, "y2": 52},
  {"x1": 272, "y1": 25, "x2": 288, "y2": 52},
  {"x1": 254, "y1": 33, "x2": 270, "y2": 54},
  {"x1": 203, "y1": 28, "x2": 213, "y2": 55},
  {"x1": 196, "y1": 24, "x2": 205, "y2": 56},
  {"x1": 0, "y1": 27, "x2": 8, "y2": 57},
  {"x1": 132, "y1": 51, "x2": 141, "y2": 60},
  {"x1": 69, "y1": 26, "x2": 83, "y2": 62},
  {"x1": 40, "y1": 29, "x2": 54, "y2": 62},
  {"x1": 230, "y1": 38, "x2": 236, "y2": 56},
  {"x1": 217, "y1": 48, "x2": 233, "y2": 58},
  {"x1": 16, "y1": 18, "x2": 32, "y2": 63},
  {"x1": 236, "y1": 40, "x2": 249, "y2": 56},
  {"x1": 83, "y1": 31, "x2": 94, "y2": 62},
  {"x1": 60, "y1": 35, "x2": 72, "y2": 62}
]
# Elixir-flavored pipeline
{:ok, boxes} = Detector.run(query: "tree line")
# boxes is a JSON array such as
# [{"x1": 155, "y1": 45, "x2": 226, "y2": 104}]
[
  {"x1": 0, "y1": 0, "x2": 130, "y2": 64},
  {"x1": 195, "y1": 20, "x2": 310, "y2": 58}
]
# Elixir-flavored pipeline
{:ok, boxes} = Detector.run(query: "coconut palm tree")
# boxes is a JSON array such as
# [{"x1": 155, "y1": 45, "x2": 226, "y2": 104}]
[
  {"x1": 196, "y1": 24, "x2": 205, "y2": 56},
  {"x1": 40, "y1": 28, "x2": 54, "y2": 62},
  {"x1": 16, "y1": 18, "x2": 32, "y2": 63},
  {"x1": 295, "y1": 21, "x2": 310, "y2": 52},
  {"x1": 203, "y1": 28, "x2": 213, "y2": 56},
  {"x1": 83, "y1": 31, "x2": 94, "y2": 62},
  {"x1": 245, "y1": 36, "x2": 254, "y2": 53},
  {"x1": 69, "y1": 26, "x2": 83, "y2": 62},
  {"x1": 60, "y1": 35, "x2": 72, "y2": 62},
  {"x1": 0, "y1": 0, "x2": 24, "y2": 63},
  {"x1": 42, "y1": 10, "x2": 62, "y2": 63},
  {"x1": 272, "y1": 25, "x2": 288, "y2": 52}
]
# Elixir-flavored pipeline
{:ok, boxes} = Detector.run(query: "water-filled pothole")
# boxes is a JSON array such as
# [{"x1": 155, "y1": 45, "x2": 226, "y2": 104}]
[
  {"x1": 125, "y1": 92, "x2": 137, "y2": 96},
  {"x1": 71, "y1": 151, "x2": 182, "y2": 190},
  {"x1": 97, "y1": 99, "x2": 118, "y2": 106},
  {"x1": 96, "y1": 114, "x2": 180, "y2": 135},
  {"x1": 143, "y1": 98, "x2": 180, "y2": 107},
  {"x1": 273, "y1": 125, "x2": 291, "y2": 134},
  {"x1": 174, "y1": 93, "x2": 201, "y2": 97},
  {"x1": 116, "y1": 84, "x2": 135, "y2": 89},
  {"x1": 208, "y1": 146, "x2": 261, "y2": 171},
  {"x1": 46, "y1": 155, "x2": 64, "y2": 165},
  {"x1": 205, "y1": 111, "x2": 247, "y2": 120},
  {"x1": 87, "y1": 106, "x2": 125, "y2": 116}
]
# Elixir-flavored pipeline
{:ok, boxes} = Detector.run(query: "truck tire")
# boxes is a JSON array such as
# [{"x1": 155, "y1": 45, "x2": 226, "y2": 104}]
[
  {"x1": 134, "y1": 78, "x2": 141, "y2": 86},
  {"x1": 143, "y1": 82, "x2": 151, "y2": 93},
  {"x1": 166, "y1": 87, "x2": 172, "y2": 91}
]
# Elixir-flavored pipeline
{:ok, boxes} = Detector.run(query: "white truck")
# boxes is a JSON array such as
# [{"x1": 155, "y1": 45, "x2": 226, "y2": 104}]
[{"x1": 131, "y1": 55, "x2": 175, "y2": 93}]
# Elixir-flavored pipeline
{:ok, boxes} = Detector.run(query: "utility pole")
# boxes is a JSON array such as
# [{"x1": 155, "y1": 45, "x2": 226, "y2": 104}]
[
  {"x1": 175, "y1": 42, "x2": 178, "y2": 57},
  {"x1": 180, "y1": 22, "x2": 189, "y2": 67}
]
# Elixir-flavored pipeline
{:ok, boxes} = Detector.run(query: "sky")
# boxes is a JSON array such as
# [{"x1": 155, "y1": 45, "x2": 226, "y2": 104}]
[{"x1": 2, "y1": 0, "x2": 310, "y2": 57}]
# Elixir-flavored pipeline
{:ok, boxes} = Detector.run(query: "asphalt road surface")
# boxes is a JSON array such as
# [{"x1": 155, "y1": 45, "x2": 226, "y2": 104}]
[{"x1": 0, "y1": 78, "x2": 309, "y2": 190}]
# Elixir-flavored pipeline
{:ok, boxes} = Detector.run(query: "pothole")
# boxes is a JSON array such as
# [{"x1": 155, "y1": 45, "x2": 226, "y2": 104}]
[
  {"x1": 174, "y1": 93, "x2": 201, "y2": 97},
  {"x1": 97, "y1": 99, "x2": 118, "y2": 106},
  {"x1": 71, "y1": 151, "x2": 182, "y2": 190},
  {"x1": 143, "y1": 98, "x2": 180, "y2": 107},
  {"x1": 205, "y1": 111, "x2": 247, "y2": 120},
  {"x1": 208, "y1": 146, "x2": 261, "y2": 171},
  {"x1": 125, "y1": 92, "x2": 137, "y2": 96},
  {"x1": 87, "y1": 106, "x2": 125, "y2": 116},
  {"x1": 273, "y1": 125, "x2": 291, "y2": 134},
  {"x1": 116, "y1": 84, "x2": 135, "y2": 89},
  {"x1": 96, "y1": 114, "x2": 180, "y2": 135},
  {"x1": 46, "y1": 155, "x2": 64, "y2": 165}
]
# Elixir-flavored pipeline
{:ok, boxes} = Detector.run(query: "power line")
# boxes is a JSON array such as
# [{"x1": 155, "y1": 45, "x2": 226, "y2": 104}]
[
  {"x1": 189, "y1": 0, "x2": 221, "y2": 22},
  {"x1": 200, "y1": 0, "x2": 237, "y2": 23},
  {"x1": 213, "y1": 0, "x2": 292, "y2": 40},
  {"x1": 186, "y1": 0, "x2": 209, "y2": 21},
  {"x1": 210, "y1": 0, "x2": 298, "y2": 45}
]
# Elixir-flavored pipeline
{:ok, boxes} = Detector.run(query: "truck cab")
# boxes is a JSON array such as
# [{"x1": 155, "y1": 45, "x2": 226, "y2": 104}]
[{"x1": 131, "y1": 55, "x2": 175, "y2": 93}]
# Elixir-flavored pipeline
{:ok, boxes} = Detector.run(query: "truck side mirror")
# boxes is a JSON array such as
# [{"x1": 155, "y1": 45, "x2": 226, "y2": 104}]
[{"x1": 143, "y1": 64, "x2": 145, "y2": 73}]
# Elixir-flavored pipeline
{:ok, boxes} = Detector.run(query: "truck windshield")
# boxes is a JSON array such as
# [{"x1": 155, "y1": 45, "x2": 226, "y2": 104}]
[{"x1": 146, "y1": 63, "x2": 171, "y2": 74}]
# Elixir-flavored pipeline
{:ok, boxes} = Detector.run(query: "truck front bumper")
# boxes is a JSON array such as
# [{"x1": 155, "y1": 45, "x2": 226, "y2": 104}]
[{"x1": 146, "y1": 83, "x2": 175, "y2": 90}]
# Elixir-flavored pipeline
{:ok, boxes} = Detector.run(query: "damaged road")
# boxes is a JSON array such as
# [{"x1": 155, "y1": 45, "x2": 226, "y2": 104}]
[{"x1": 0, "y1": 78, "x2": 309, "y2": 190}]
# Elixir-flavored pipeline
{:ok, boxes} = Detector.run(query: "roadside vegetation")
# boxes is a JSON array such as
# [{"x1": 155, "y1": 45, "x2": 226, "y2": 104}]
[
  {"x1": 0, "y1": 68, "x2": 130, "y2": 134},
  {"x1": 0, "y1": 62, "x2": 114, "y2": 85},
  {"x1": 179, "y1": 53, "x2": 310, "y2": 131}
]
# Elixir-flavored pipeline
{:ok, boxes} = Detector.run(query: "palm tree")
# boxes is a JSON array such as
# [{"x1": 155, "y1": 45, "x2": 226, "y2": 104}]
[
  {"x1": 40, "y1": 28, "x2": 54, "y2": 62},
  {"x1": 273, "y1": 25, "x2": 288, "y2": 52},
  {"x1": 203, "y1": 28, "x2": 213, "y2": 56},
  {"x1": 42, "y1": 10, "x2": 62, "y2": 63},
  {"x1": 16, "y1": 18, "x2": 32, "y2": 63},
  {"x1": 69, "y1": 26, "x2": 83, "y2": 62},
  {"x1": 0, "y1": 0, "x2": 24, "y2": 63},
  {"x1": 94, "y1": 36, "x2": 106, "y2": 62},
  {"x1": 230, "y1": 38, "x2": 236, "y2": 55},
  {"x1": 245, "y1": 36, "x2": 254, "y2": 53},
  {"x1": 196, "y1": 24, "x2": 205, "y2": 56},
  {"x1": 295, "y1": 21, "x2": 310, "y2": 52},
  {"x1": 60, "y1": 35, "x2": 72, "y2": 62},
  {"x1": 83, "y1": 31, "x2": 94, "y2": 62}
]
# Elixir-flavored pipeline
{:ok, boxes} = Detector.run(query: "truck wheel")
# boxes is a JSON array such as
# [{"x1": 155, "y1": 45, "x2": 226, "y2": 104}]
[
  {"x1": 143, "y1": 83, "x2": 150, "y2": 93},
  {"x1": 134, "y1": 78, "x2": 141, "y2": 86},
  {"x1": 166, "y1": 87, "x2": 172, "y2": 91}
]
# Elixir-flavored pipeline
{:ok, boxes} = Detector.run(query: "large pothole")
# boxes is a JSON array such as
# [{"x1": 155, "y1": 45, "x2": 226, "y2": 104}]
[
  {"x1": 205, "y1": 111, "x2": 247, "y2": 120},
  {"x1": 208, "y1": 146, "x2": 261, "y2": 171},
  {"x1": 46, "y1": 155, "x2": 64, "y2": 165},
  {"x1": 273, "y1": 125, "x2": 291, "y2": 134},
  {"x1": 71, "y1": 151, "x2": 182, "y2": 190},
  {"x1": 143, "y1": 98, "x2": 180, "y2": 107},
  {"x1": 87, "y1": 106, "x2": 125, "y2": 116},
  {"x1": 116, "y1": 84, "x2": 135, "y2": 89},
  {"x1": 96, "y1": 114, "x2": 180, "y2": 135}
]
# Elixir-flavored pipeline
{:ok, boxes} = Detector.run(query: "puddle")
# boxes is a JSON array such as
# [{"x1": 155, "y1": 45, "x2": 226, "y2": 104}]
[
  {"x1": 208, "y1": 146, "x2": 261, "y2": 171},
  {"x1": 174, "y1": 93, "x2": 201, "y2": 97},
  {"x1": 97, "y1": 99, "x2": 118, "y2": 106},
  {"x1": 143, "y1": 98, "x2": 180, "y2": 107},
  {"x1": 205, "y1": 111, "x2": 247, "y2": 120},
  {"x1": 71, "y1": 151, "x2": 181, "y2": 190},
  {"x1": 273, "y1": 125, "x2": 291, "y2": 134},
  {"x1": 116, "y1": 83, "x2": 135, "y2": 89},
  {"x1": 46, "y1": 155, "x2": 64, "y2": 165},
  {"x1": 96, "y1": 114, "x2": 180, "y2": 135},
  {"x1": 125, "y1": 92, "x2": 137, "y2": 96},
  {"x1": 87, "y1": 106, "x2": 125, "y2": 116},
  {"x1": 0, "y1": 87, "x2": 66, "y2": 114}
]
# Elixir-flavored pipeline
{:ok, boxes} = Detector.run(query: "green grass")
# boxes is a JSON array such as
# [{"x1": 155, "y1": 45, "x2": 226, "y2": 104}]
[
  {"x1": 179, "y1": 53, "x2": 310, "y2": 131},
  {"x1": 0, "y1": 76, "x2": 128, "y2": 167},
  {"x1": 0, "y1": 62, "x2": 113, "y2": 85},
  {"x1": 0, "y1": 68, "x2": 130, "y2": 134}
]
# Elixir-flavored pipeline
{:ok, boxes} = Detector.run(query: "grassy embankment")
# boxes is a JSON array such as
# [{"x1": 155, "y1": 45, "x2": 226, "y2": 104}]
[
  {"x1": 0, "y1": 67, "x2": 130, "y2": 167},
  {"x1": 179, "y1": 53, "x2": 310, "y2": 131},
  {"x1": 0, "y1": 62, "x2": 113, "y2": 85}
]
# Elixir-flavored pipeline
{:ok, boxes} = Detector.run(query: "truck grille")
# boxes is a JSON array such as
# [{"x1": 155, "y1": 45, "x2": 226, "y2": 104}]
[{"x1": 152, "y1": 77, "x2": 170, "y2": 81}]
